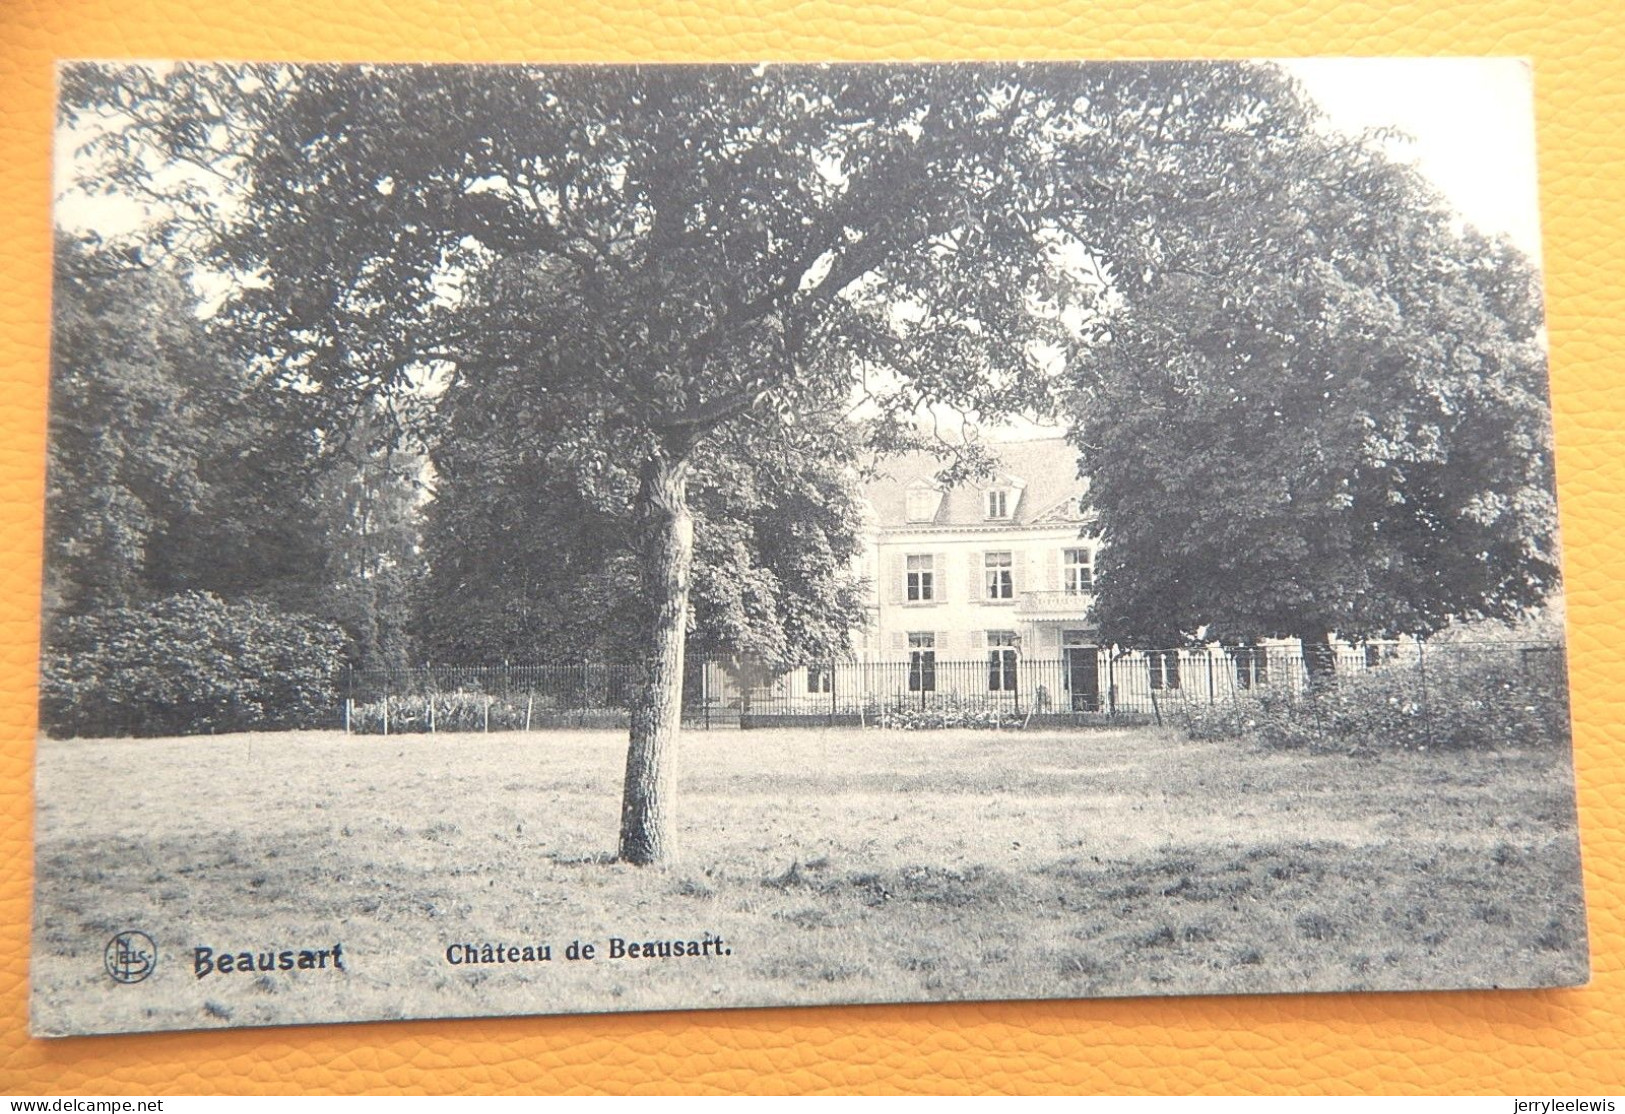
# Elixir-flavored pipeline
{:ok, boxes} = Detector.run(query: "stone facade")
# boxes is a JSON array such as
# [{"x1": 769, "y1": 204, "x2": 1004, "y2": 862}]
[{"x1": 857, "y1": 436, "x2": 1097, "y2": 664}]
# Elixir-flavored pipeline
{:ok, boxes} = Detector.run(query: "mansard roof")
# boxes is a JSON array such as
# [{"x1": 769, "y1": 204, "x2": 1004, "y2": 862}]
[{"x1": 863, "y1": 436, "x2": 1088, "y2": 530}]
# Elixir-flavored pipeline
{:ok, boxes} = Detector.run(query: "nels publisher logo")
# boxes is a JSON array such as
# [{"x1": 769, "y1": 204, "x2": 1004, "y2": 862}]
[{"x1": 104, "y1": 930, "x2": 157, "y2": 984}]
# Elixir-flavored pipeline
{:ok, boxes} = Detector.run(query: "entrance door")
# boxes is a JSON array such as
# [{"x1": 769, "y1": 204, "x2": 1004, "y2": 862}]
[{"x1": 1065, "y1": 647, "x2": 1100, "y2": 711}]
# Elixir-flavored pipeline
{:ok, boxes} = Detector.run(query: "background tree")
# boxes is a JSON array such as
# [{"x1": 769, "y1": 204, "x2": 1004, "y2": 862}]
[
  {"x1": 42, "y1": 235, "x2": 360, "y2": 735},
  {"x1": 45, "y1": 233, "x2": 331, "y2": 618},
  {"x1": 310, "y1": 410, "x2": 425, "y2": 673},
  {"x1": 1063, "y1": 117, "x2": 1558, "y2": 671},
  {"x1": 413, "y1": 366, "x2": 868, "y2": 668},
  {"x1": 46, "y1": 233, "x2": 420, "y2": 692}
]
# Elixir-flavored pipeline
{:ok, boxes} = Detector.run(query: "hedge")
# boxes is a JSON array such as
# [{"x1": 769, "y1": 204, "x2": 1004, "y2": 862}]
[
  {"x1": 41, "y1": 592, "x2": 346, "y2": 737},
  {"x1": 1182, "y1": 647, "x2": 1569, "y2": 752}
]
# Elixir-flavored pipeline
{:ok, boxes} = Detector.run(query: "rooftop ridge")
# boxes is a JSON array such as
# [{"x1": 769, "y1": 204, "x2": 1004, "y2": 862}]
[{"x1": 862, "y1": 436, "x2": 1087, "y2": 529}]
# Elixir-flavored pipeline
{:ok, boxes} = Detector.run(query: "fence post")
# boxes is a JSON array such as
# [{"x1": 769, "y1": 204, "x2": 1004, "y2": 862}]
[
  {"x1": 1417, "y1": 635, "x2": 1432, "y2": 749},
  {"x1": 484, "y1": 694, "x2": 491, "y2": 733},
  {"x1": 383, "y1": 693, "x2": 389, "y2": 736},
  {"x1": 829, "y1": 662, "x2": 837, "y2": 728},
  {"x1": 525, "y1": 693, "x2": 533, "y2": 732},
  {"x1": 428, "y1": 695, "x2": 435, "y2": 733}
]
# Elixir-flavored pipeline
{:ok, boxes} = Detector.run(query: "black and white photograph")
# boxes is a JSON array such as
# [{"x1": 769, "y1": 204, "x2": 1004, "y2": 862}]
[{"x1": 33, "y1": 58, "x2": 1586, "y2": 1036}]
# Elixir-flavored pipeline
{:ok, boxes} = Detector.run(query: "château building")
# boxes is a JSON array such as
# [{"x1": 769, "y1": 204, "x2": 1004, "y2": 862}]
[
  {"x1": 724, "y1": 435, "x2": 1363, "y2": 721},
  {"x1": 853, "y1": 436, "x2": 1112, "y2": 710}
]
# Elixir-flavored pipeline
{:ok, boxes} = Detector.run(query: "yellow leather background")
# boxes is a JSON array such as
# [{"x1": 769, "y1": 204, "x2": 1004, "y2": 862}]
[{"x1": 2, "y1": 0, "x2": 1621, "y2": 1095}]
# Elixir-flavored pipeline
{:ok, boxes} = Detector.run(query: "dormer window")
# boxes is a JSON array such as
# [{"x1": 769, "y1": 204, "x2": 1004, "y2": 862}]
[
  {"x1": 983, "y1": 475, "x2": 1024, "y2": 520},
  {"x1": 905, "y1": 482, "x2": 942, "y2": 524}
]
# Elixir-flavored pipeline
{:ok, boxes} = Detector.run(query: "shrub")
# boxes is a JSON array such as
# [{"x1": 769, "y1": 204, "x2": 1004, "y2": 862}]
[
  {"x1": 40, "y1": 592, "x2": 346, "y2": 737},
  {"x1": 871, "y1": 695, "x2": 1023, "y2": 731},
  {"x1": 345, "y1": 690, "x2": 630, "y2": 733},
  {"x1": 1182, "y1": 646, "x2": 1570, "y2": 752}
]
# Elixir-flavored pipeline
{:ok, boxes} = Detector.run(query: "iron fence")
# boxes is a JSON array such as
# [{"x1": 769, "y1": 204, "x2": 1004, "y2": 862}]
[
  {"x1": 341, "y1": 641, "x2": 1566, "y2": 734},
  {"x1": 343, "y1": 663, "x2": 642, "y2": 733}
]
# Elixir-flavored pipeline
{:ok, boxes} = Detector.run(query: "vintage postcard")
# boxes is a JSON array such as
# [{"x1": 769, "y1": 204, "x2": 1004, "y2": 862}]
[{"x1": 33, "y1": 58, "x2": 1585, "y2": 1036}]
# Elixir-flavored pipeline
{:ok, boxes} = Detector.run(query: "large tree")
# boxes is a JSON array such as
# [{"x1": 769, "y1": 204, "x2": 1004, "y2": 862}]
[
  {"x1": 1064, "y1": 114, "x2": 1558, "y2": 669},
  {"x1": 60, "y1": 60, "x2": 1347, "y2": 859}
]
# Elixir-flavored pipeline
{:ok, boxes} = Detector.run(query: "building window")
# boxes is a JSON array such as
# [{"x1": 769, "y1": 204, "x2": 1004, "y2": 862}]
[
  {"x1": 1148, "y1": 650, "x2": 1181, "y2": 691},
  {"x1": 984, "y1": 551, "x2": 1014, "y2": 599},
  {"x1": 1064, "y1": 547, "x2": 1093, "y2": 594},
  {"x1": 807, "y1": 666, "x2": 832, "y2": 694},
  {"x1": 987, "y1": 631, "x2": 1018, "y2": 692},
  {"x1": 905, "y1": 487, "x2": 938, "y2": 523},
  {"x1": 986, "y1": 489, "x2": 1010, "y2": 520},
  {"x1": 905, "y1": 554, "x2": 935, "y2": 602},
  {"x1": 908, "y1": 632, "x2": 936, "y2": 692},
  {"x1": 1232, "y1": 647, "x2": 1269, "y2": 690}
]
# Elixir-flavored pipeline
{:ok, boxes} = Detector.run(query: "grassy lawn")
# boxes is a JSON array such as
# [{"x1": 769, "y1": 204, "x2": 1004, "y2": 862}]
[{"x1": 30, "y1": 725, "x2": 1588, "y2": 1035}]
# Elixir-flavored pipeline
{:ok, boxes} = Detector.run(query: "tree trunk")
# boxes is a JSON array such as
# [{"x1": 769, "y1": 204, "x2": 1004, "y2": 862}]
[
  {"x1": 1301, "y1": 630, "x2": 1337, "y2": 688},
  {"x1": 617, "y1": 452, "x2": 694, "y2": 865}
]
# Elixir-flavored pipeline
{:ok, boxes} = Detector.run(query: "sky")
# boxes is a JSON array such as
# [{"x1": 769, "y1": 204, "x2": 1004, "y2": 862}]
[{"x1": 1281, "y1": 57, "x2": 1544, "y2": 261}]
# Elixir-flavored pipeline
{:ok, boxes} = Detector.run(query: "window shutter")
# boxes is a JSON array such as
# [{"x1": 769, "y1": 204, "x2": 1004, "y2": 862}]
[
  {"x1": 939, "y1": 630, "x2": 955, "y2": 655},
  {"x1": 1011, "y1": 552, "x2": 1025, "y2": 596},
  {"x1": 935, "y1": 552, "x2": 949, "y2": 601},
  {"x1": 887, "y1": 553, "x2": 903, "y2": 605},
  {"x1": 971, "y1": 630, "x2": 987, "y2": 651},
  {"x1": 890, "y1": 631, "x2": 905, "y2": 652},
  {"x1": 969, "y1": 557, "x2": 983, "y2": 602},
  {"x1": 1045, "y1": 548, "x2": 1060, "y2": 591}
]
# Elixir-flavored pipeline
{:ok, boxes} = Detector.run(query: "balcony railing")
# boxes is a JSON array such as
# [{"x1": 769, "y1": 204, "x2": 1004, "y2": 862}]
[{"x1": 1014, "y1": 589, "x2": 1092, "y2": 617}]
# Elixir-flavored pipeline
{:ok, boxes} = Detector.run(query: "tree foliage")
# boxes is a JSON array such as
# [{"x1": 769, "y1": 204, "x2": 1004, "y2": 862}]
[
  {"x1": 60, "y1": 61, "x2": 1114, "y2": 858},
  {"x1": 1064, "y1": 112, "x2": 1558, "y2": 652},
  {"x1": 45, "y1": 234, "x2": 331, "y2": 617},
  {"x1": 45, "y1": 234, "x2": 420, "y2": 677},
  {"x1": 309, "y1": 411, "x2": 425, "y2": 673},
  {"x1": 413, "y1": 370, "x2": 869, "y2": 667}
]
